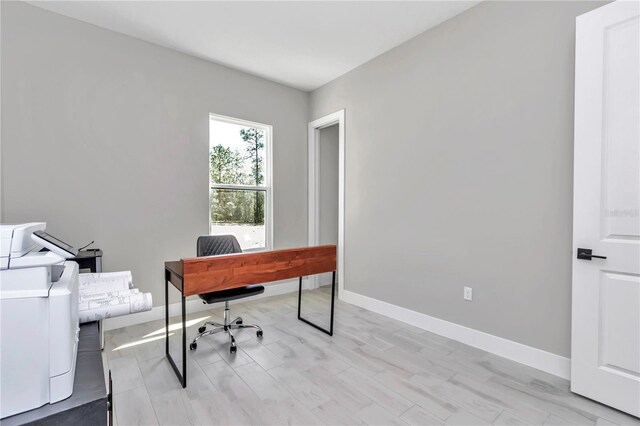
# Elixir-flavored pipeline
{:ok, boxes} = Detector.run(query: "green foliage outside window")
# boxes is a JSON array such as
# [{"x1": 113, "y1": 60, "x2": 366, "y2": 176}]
[{"x1": 210, "y1": 128, "x2": 265, "y2": 225}]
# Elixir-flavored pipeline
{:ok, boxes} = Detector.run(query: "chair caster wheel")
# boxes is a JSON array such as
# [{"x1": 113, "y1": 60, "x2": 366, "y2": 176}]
[
  {"x1": 230, "y1": 345, "x2": 237, "y2": 354},
  {"x1": 198, "y1": 326, "x2": 206, "y2": 333},
  {"x1": 190, "y1": 342, "x2": 197, "y2": 350},
  {"x1": 256, "y1": 330, "x2": 263, "y2": 338},
  {"x1": 236, "y1": 319, "x2": 243, "y2": 325}
]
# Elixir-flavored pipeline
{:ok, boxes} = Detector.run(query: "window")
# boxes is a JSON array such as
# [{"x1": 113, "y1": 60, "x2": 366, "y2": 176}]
[{"x1": 209, "y1": 114, "x2": 272, "y2": 251}]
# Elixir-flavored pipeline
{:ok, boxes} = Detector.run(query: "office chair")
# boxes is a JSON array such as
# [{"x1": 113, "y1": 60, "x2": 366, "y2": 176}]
[{"x1": 189, "y1": 235, "x2": 263, "y2": 354}]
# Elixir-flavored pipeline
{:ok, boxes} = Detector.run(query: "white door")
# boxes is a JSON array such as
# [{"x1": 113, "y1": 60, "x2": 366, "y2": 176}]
[{"x1": 571, "y1": 0, "x2": 640, "y2": 417}]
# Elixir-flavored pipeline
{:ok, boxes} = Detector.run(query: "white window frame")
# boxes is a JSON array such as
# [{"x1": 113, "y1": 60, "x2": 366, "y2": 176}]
[{"x1": 209, "y1": 113, "x2": 273, "y2": 252}]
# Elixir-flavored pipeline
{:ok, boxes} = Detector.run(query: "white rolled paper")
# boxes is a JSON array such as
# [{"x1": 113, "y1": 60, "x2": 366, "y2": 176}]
[{"x1": 78, "y1": 271, "x2": 152, "y2": 323}]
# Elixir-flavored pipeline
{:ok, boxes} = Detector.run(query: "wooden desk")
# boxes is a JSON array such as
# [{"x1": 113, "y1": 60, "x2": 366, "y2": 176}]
[{"x1": 164, "y1": 245, "x2": 337, "y2": 387}]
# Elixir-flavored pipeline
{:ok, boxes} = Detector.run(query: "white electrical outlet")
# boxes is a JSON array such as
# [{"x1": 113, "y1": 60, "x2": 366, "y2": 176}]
[{"x1": 463, "y1": 287, "x2": 473, "y2": 301}]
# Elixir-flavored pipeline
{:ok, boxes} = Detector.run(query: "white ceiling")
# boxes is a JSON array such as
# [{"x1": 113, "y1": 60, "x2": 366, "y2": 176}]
[{"x1": 27, "y1": 1, "x2": 480, "y2": 91}]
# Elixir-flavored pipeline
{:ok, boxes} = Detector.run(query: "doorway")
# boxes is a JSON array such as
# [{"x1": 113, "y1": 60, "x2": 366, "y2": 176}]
[{"x1": 308, "y1": 110, "x2": 345, "y2": 296}]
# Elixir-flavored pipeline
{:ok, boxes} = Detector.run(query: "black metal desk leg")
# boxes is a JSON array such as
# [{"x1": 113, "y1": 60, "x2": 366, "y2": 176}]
[
  {"x1": 297, "y1": 277, "x2": 303, "y2": 318},
  {"x1": 297, "y1": 272, "x2": 336, "y2": 336},
  {"x1": 329, "y1": 270, "x2": 336, "y2": 335},
  {"x1": 165, "y1": 278, "x2": 169, "y2": 355},
  {"x1": 181, "y1": 295, "x2": 186, "y2": 388},
  {"x1": 165, "y1": 278, "x2": 187, "y2": 388}
]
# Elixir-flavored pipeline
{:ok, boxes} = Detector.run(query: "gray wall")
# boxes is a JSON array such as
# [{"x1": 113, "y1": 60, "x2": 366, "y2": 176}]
[
  {"x1": 310, "y1": 0, "x2": 606, "y2": 357},
  {"x1": 0, "y1": 2, "x2": 309, "y2": 306}
]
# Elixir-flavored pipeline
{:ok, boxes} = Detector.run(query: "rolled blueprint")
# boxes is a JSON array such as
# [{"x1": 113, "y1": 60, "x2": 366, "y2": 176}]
[
  {"x1": 79, "y1": 288, "x2": 140, "y2": 302},
  {"x1": 79, "y1": 271, "x2": 133, "y2": 290},
  {"x1": 78, "y1": 271, "x2": 152, "y2": 323},
  {"x1": 78, "y1": 293, "x2": 153, "y2": 323}
]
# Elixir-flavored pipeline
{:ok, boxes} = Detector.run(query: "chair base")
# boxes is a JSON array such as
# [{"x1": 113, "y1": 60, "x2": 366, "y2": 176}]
[{"x1": 190, "y1": 301, "x2": 262, "y2": 353}]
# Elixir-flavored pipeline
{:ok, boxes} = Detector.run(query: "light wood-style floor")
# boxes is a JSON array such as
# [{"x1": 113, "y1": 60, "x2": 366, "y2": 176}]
[{"x1": 104, "y1": 288, "x2": 639, "y2": 426}]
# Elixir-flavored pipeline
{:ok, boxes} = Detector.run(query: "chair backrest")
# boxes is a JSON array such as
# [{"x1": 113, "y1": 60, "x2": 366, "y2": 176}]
[{"x1": 196, "y1": 235, "x2": 242, "y2": 257}]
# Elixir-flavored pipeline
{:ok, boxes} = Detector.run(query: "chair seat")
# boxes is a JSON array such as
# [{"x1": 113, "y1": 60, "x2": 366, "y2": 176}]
[{"x1": 198, "y1": 284, "x2": 265, "y2": 304}]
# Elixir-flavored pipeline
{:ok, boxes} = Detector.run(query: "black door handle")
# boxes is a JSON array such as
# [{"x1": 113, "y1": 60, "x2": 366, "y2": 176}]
[{"x1": 577, "y1": 248, "x2": 607, "y2": 260}]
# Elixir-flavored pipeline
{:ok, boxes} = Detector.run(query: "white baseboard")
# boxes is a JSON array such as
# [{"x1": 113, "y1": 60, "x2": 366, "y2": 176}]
[
  {"x1": 102, "y1": 279, "x2": 300, "y2": 331},
  {"x1": 339, "y1": 289, "x2": 571, "y2": 380}
]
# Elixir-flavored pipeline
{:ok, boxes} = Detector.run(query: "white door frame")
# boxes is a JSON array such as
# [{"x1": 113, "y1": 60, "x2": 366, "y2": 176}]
[{"x1": 308, "y1": 109, "x2": 345, "y2": 296}]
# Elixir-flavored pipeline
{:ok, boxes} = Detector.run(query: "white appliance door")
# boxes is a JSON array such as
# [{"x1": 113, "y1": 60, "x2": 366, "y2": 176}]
[{"x1": 571, "y1": 0, "x2": 640, "y2": 417}]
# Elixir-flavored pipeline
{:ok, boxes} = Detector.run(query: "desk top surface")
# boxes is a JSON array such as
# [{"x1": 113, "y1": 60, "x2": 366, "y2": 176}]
[{"x1": 165, "y1": 245, "x2": 336, "y2": 296}]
